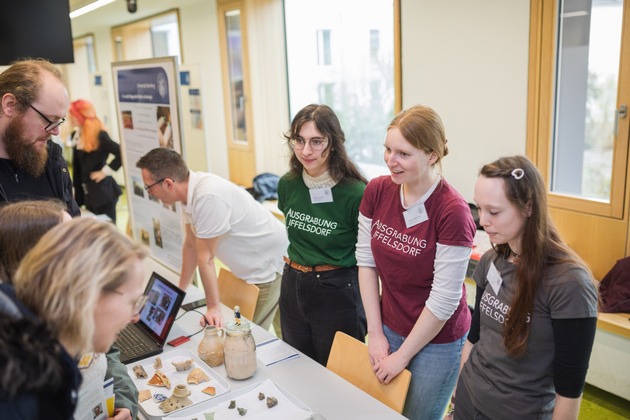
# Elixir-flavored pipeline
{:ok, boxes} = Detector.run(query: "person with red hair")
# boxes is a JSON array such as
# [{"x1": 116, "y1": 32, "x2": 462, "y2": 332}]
[{"x1": 69, "y1": 99, "x2": 122, "y2": 223}]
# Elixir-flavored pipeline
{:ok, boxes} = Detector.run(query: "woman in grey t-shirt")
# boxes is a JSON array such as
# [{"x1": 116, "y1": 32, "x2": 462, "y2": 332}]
[{"x1": 452, "y1": 156, "x2": 598, "y2": 420}]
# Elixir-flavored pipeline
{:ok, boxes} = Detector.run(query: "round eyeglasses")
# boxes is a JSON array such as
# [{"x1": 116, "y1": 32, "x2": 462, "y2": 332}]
[{"x1": 290, "y1": 137, "x2": 328, "y2": 151}]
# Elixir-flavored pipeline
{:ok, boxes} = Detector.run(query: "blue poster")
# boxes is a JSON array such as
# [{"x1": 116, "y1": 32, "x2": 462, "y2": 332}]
[{"x1": 117, "y1": 67, "x2": 171, "y2": 105}]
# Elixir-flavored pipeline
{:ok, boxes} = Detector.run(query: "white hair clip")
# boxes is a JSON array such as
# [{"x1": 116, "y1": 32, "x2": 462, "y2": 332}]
[{"x1": 511, "y1": 168, "x2": 525, "y2": 180}]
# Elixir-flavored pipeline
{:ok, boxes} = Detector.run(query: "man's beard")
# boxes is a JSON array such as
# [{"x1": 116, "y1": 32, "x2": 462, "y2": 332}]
[{"x1": 3, "y1": 116, "x2": 48, "y2": 177}]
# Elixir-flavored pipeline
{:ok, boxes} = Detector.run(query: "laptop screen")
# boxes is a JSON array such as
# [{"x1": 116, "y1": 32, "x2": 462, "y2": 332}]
[{"x1": 137, "y1": 272, "x2": 186, "y2": 343}]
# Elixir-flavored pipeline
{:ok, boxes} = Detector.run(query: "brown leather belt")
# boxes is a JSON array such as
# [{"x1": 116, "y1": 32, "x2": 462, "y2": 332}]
[{"x1": 283, "y1": 256, "x2": 342, "y2": 273}]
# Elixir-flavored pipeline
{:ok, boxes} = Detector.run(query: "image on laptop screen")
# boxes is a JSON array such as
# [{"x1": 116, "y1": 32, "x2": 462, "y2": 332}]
[{"x1": 138, "y1": 273, "x2": 185, "y2": 342}]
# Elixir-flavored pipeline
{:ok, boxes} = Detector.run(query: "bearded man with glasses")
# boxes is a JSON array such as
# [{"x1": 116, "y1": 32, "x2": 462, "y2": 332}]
[{"x1": 0, "y1": 59, "x2": 80, "y2": 216}]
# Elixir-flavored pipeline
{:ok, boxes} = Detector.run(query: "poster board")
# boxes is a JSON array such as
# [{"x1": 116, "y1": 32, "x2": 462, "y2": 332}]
[{"x1": 112, "y1": 57, "x2": 184, "y2": 273}]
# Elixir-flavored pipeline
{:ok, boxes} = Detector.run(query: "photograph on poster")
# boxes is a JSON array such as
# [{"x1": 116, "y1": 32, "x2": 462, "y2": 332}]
[
  {"x1": 122, "y1": 110, "x2": 134, "y2": 129},
  {"x1": 132, "y1": 176, "x2": 145, "y2": 197},
  {"x1": 139, "y1": 228, "x2": 150, "y2": 246},
  {"x1": 157, "y1": 106, "x2": 173, "y2": 149},
  {"x1": 153, "y1": 218, "x2": 163, "y2": 248}
]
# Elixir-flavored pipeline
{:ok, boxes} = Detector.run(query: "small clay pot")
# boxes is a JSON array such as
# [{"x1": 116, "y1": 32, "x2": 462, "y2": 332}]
[{"x1": 159, "y1": 384, "x2": 193, "y2": 413}]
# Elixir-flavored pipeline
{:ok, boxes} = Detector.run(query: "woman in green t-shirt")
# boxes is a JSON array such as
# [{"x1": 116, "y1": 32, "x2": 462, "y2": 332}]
[{"x1": 277, "y1": 104, "x2": 367, "y2": 366}]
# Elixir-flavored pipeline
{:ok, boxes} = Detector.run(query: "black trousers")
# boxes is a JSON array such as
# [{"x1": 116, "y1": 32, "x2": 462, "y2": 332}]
[{"x1": 279, "y1": 265, "x2": 366, "y2": 366}]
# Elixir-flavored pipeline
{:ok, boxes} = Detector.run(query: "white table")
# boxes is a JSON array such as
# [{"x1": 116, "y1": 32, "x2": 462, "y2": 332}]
[{"x1": 138, "y1": 285, "x2": 406, "y2": 419}]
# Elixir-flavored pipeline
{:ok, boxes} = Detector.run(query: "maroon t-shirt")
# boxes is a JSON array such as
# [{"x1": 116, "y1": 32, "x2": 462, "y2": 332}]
[{"x1": 360, "y1": 176, "x2": 475, "y2": 342}]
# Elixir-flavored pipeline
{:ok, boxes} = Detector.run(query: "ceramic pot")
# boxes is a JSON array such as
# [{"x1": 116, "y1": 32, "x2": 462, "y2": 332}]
[{"x1": 198, "y1": 325, "x2": 224, "y2": 367}]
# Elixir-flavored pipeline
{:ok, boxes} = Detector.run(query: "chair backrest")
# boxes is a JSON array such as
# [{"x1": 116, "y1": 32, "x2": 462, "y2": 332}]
[
  {"x1": 326, "y1": 331, "x2": 412, "y2": 414},
  {"x1": 217, "y1": 268, "x2": 260, "y2": 320}
]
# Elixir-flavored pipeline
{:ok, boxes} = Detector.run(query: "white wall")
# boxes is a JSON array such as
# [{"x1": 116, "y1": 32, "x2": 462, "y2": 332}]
[{"x1": 401, "y1": 0, "x2": 530, "y2": 202}]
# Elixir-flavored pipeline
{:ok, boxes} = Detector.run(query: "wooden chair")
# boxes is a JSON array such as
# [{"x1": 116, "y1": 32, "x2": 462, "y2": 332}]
[
  {"x1": 326, "y1": 331, "x2": 412, "y2": 413},
  {"x1": 217, "y1": 268, "x2": 260, "y2": 320}
]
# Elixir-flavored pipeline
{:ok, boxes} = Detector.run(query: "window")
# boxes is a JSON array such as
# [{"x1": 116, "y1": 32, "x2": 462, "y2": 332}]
[
  {"x1": 317, "y1": 29, "x2": 332, "y2": 66},
  {"x1": 527, "y1": 0, "x2": 630, "y2": 278},
  {"x1": 285, "y1": 0, "x2": 399, "y2": 179},
  {"x1": 551, "y1": 0, "x2": 623, "y2": 202}
]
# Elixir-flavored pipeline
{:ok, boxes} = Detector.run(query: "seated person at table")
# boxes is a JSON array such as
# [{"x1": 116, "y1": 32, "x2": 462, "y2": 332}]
[
  {"x1": 0, "y1": 200, "x2": 140, "y2": 419},
  {"x1": 136, "y1": 148, "x2": 288, "y2": 330},
  {"x1": 0, "y1": 218, "x2": 148, "y2": 419}
]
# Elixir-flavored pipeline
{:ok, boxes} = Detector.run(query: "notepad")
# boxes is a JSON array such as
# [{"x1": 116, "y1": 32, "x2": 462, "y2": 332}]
[{"x1": 256, "y1": 338, "x2": 300, "y2": 366}]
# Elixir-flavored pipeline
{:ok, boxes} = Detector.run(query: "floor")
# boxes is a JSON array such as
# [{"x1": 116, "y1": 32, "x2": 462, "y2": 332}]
[{"x1": 113, "y1": 191, "x2": 630, "y2": 419}]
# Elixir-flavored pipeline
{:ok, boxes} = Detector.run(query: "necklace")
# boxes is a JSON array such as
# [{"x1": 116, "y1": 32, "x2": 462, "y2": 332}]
[{"x1": 510, "y1": 250, "x2": 520, "y2": 266}]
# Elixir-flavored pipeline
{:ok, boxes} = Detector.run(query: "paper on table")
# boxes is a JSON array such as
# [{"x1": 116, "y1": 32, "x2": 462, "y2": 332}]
[
  {"x1": 256, "y1": 338, "x2": 300, "y2": 366},
  {"x1": 168, "y1": 379, "x2": 313, "y2": 420}
]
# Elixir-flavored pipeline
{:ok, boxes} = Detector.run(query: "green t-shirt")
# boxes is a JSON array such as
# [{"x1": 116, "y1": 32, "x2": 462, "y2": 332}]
[{"x1": 278, "y1": 174, "x2": 365, "y2": 267}]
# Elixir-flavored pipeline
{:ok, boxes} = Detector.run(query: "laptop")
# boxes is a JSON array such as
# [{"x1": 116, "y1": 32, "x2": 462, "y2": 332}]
[{"x1": 115, "y1": 271, "x2": 186, "y2": 364}]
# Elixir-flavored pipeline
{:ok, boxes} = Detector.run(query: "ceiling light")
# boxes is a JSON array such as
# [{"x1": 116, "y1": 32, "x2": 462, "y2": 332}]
[{"x1": 70, "y1": 0, "x2": 116, "y2": 19}]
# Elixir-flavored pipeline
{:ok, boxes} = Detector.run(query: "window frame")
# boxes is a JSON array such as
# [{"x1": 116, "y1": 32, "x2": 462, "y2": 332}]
[{"x1": 527, "y1": 0, "x2": 630, "y2": 219}]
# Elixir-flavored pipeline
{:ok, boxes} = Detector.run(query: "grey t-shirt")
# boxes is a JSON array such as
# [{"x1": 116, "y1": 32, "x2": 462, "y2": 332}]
[{"x1": 461, "y1": 250, "x2": 598, "y2": 419}]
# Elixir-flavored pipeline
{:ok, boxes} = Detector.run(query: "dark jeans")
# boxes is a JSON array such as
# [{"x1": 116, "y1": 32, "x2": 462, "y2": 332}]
[{"x1": 279, "y1": 264, "x2": 367, "y2": 366}]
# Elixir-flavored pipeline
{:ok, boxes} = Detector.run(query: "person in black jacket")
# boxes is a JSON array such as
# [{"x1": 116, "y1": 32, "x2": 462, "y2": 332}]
[
  {"x1": 69, "y1": 99, "x2": 122, "y2": 223},
  {"x1": 0, "y1": 59, "x2": 79, "y2": 217},
  {"x1": 0, "y1": 218, "x2": 148, "y2": 419}
]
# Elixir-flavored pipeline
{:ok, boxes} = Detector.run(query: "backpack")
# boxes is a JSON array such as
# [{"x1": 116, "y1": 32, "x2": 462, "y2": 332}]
[{"x1": 600, "y1": 256, "x2": 630, "y2": 313}]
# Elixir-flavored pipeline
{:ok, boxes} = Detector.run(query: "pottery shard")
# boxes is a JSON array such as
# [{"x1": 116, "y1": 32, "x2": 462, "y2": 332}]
[
  {"x1": 147, "y1": 370, "x2": 171, "y2": 389},
  {"x1": 186, "y1": 367, "x2": 210, "y2": 385},
  {"x1": 132, "y1": 365, "x2": 148, "y2": 379},
  {"x1": 202, "y1": 386, "x2": 216, "y2": 396},
  {"x1": 154, "y1": 357, "x2": 163, "y2": 369},
  {"x1": 138, "y1": 389, "x2": 152, "y2": 403},
  {"x1": 171, "y1": 358, "x2": 194, "y2": 371}
]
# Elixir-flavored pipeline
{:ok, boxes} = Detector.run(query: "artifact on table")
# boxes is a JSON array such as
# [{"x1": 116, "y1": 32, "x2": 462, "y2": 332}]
[
  {"x1": 171, "y1": 358, "x2": 194, "y2": 371},
  {"x1": 224, "y1": 314, "x2": 257, "y2": 380},
  {"x1": 132, "y1": 365, "x2": 148, "y2": 379},
  {"x1": 202, "y1": 386, "x2": 216, "y2": 396},
  {"x1": 138, "y1": 389, "x2": 152, "y2": 403},
  {"x1": 159, "y1": 384, "x2": 193, "y2": 414},
  {"x1": 187, "y1": 367, "x2": 210, "y2": 384},
  {"x1": 237, "y1": 407, "x2": 247, "y2": 416},
  {"x1": 266, "y1": 397, "x2": 278, "y2": 408},
  {"x1": 257, "y1": 392, "x2": 265, "y2": 400},
  {"x1": 198, "y1": 325, "x2": 225, "y2": 367},
  {"x1": 147, "y1": 370, "x2": 171, "y2": 389},
  {"x1": 154, "y1": 357, "x2": 163, "y2": 369},
  {"x1": 153, "y1": 393, "x2": 167, "y2": 403},
  {"x1": 228, "y1": 400, "x2": 236, "y2": 409}
]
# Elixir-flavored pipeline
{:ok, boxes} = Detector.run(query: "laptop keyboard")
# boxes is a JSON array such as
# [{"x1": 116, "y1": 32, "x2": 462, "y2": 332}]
[{"x1": 117, "y1": 327, "x2": 155, "y2": 361}]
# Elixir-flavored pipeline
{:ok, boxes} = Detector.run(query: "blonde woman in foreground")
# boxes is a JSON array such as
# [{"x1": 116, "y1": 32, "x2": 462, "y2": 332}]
[{"x1": 0, "y1": 218, "x2": 148, "y2": 419}]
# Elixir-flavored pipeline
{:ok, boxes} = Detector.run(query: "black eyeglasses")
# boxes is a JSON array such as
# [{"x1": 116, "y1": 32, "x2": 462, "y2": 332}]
[
  {"x1": 29, "y1": 104, "x2": 65, "y2": 132},
  {"x1": 144, "y1": 178, "x2": 166, "y2": 191}
]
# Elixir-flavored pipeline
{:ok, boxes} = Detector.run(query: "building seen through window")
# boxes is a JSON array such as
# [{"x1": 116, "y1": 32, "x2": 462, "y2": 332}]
[{"x1": 285, "y1": 0, "x2": 395, "y2": 179}]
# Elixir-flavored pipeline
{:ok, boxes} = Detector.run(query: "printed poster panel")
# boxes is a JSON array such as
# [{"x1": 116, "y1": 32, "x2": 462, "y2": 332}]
[{"x1": 112, "y1": 57, "x2": 184, "y2": 273}]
